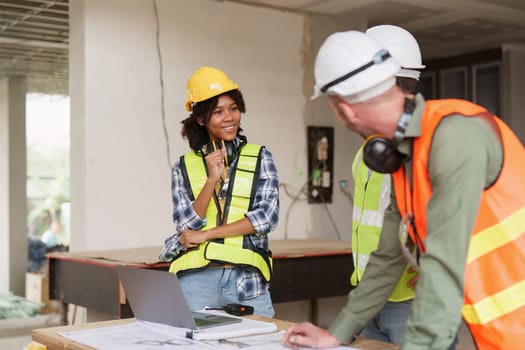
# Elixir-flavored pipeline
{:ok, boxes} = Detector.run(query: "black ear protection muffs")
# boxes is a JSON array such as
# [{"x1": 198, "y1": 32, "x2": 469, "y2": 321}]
[
  {"x1": 362, "y1": 98, "x2": 415, "y2": 174},
  {"x1": 201, "y1": 136, "x2": 246, "y2": 165}
]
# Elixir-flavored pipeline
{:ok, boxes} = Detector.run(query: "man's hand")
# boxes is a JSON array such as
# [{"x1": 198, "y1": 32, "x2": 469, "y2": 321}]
[
  {"x1": 178, "y1": 230, "x2": 209, "y2": 250},
  {"x1": 283, "y1": 322, "x2": 342, "y2": 348}
]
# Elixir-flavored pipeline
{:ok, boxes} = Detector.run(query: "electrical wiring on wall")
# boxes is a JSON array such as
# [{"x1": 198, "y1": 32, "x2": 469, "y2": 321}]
[{"x1": 279, "y1": 179, "x2": 349, "y2": 241}]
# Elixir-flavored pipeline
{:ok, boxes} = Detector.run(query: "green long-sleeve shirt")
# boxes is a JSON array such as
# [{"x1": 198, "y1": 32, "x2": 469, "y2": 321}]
[{"x1": 329, "y1": 94, "x2": 503, "y2": 349}]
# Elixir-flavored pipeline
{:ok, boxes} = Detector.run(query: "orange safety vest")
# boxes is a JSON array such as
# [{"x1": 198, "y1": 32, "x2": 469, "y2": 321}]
[{"x1": 392, "y1": 99, "x2": 525, "y2": 350}]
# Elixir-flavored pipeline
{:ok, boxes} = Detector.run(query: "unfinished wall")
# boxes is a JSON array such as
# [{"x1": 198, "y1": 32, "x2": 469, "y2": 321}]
[
  {"x1": 70, "y1": 0, "x2": 306, "y2": 250},
  {"x1": 502, "y1": 44, "x2": 525, "y2": 143},
  {"x1": 69, "y1": 0, "x2": 369, "y2": 325},
  {"x1": 69, "y1": 0, "x2": 369, "y2": 252}
]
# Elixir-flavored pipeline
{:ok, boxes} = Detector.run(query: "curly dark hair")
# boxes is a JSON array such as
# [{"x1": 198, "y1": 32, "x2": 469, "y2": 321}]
[{"x1": 181, "y1": 89, "x2": 246, "y2": 151}]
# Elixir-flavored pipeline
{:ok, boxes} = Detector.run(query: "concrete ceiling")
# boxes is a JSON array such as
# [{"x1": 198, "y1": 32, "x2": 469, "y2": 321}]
[
  {"x1": 1, "y1": 0, "x2": 524, "y2": 95},
  {"x1": 231, "y1": 0, "x2": 525, "y2": 58},
  {"x1": 0, "y1": 0, "x2": 68, "y2": 95}
]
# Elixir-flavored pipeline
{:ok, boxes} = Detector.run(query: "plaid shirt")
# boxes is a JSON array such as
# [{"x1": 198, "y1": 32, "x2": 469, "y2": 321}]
[{"x1": 159, "y1": 146, "x2": 279, "y2": 295}]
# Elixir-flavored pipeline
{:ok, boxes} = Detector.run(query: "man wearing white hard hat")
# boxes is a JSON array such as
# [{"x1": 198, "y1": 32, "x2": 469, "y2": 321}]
[
  {"x1": 284, "y1": 30, "x2": 525, "y2": 350},
  {"x1": 348, "y1": 25, "x2": 425, "y2": 346}
]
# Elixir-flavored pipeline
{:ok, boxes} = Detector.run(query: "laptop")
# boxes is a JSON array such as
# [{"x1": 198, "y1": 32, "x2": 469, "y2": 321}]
[{"x1": 115, "y1": 266, "x2": 242, "y2": 329}]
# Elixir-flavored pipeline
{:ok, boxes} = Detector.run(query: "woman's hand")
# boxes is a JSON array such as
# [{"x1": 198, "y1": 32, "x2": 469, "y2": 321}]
[
  {"x1": 205, "y1": 149, "x2": 226, "y2": 182},
  {"x1": 178, "y1": 229, "x2": 209, "y2": 250},
  {"x1": 283, "y1": 322, "x2": 342, "y2": 349},
  {"x1": 407, "y1": 266, "x2": 419, "y2": 290}
]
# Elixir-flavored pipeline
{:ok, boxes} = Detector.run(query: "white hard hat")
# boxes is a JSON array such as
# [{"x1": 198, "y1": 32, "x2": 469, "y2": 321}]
[
  {"x1": 312, "y1": 30, "x2": 400, "y2": 103},
  {"x1": 366, "y1": 24, "x2": 425, "y2": 80}
]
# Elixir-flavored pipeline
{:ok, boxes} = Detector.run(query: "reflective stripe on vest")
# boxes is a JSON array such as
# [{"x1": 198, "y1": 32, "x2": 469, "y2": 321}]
[
  {"x1": 169, "y1": 144, "x2": 273, "y2": 281},
  {"x1": 351, "y1": 147, "x2": 415, "y2": 302},
  {"x1": 392, "y1": 99, "x2": 525, "y2": 349}
]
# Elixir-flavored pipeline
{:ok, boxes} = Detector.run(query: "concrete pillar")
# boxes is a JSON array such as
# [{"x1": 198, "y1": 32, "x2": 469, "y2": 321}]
[
  {"x1": 69, "y1": 0, "x2": 86, "y2": 251},
  {"x1": 501, "y1": 44, "x2": 525, "y2": 143},
  {"x1": 0, "y1": 76, "x2": 28, "y2": 295}
]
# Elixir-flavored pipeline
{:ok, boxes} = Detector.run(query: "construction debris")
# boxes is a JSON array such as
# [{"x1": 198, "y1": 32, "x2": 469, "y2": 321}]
[{"x1": 0, "y1": 293, "x2": 43, "y2": 319}]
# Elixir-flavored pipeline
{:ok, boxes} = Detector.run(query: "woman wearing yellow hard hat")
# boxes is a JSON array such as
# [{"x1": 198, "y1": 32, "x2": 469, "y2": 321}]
[{"x1": 159, "y1": 66, "x2": 279, "y2": 317}]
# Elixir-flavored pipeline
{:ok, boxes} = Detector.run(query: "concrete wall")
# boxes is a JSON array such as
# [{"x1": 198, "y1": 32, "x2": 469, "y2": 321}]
[
  {"x1": 69, "y1": 0, "x2": 367, "y2": 251},
  {"x1": 69, "y1": 0, "x2": 368, "y2": 325},
  {"x1": 502, "y1": 44, "x2": 525, "y2": 143},
  {"x1": 0, "y1": 77, "x2": 27, "y2": 295}
]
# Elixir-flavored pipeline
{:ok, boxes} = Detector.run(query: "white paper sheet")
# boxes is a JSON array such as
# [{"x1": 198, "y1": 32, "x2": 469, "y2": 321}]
[
  {"x1": 59, "y1": 321, "x2": 209, "y2": 349},
  {"x1": 58, "y1": 321, "x2": 358, "y2": 349},
  {"x1": 205, "y1": 330, "x2": 359, "y2": 349}
]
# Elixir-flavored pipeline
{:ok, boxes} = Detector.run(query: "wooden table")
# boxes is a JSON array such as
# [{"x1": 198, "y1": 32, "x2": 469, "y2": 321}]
[
  {"x1": 47, "y1": 239, "x2": 353, "y2": 324},
  {"x1": 32, "y1": 316, "x2": 399, "y2": 350}
]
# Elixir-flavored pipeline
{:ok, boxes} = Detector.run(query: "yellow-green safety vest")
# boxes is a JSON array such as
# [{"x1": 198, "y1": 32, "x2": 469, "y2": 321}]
[
  {"x1": 351, "y1": 146, "x2": 415, "y2": 302},
  {"x1": 169, "y1": 143, "x2": 273, "y2": 281}
]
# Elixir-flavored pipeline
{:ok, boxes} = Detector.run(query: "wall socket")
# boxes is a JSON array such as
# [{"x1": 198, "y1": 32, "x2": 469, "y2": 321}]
[{"x1": 307, "y1": 126, "x2": 334, "y2": 204}]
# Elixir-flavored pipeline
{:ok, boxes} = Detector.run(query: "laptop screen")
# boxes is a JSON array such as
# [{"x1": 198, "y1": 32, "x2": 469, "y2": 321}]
[{"x1": 115, "y1": 267, "x2": 241, "y2": 329}]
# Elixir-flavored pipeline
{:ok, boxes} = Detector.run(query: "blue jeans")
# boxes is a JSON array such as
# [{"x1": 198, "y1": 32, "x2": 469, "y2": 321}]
[
  {"x1": 361, "y1": 300, "x2": 413, "y2": 345},
  {"x1": 361, "y1": 300, "x2": 458, "y2": 349},
  {"x1": 178, "y1": 267, "x2": 275, "y2": 318}
]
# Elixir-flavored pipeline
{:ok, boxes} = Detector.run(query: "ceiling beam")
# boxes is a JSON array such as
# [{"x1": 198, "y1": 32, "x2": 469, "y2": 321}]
[
  {"x1": 0, "y1": 36, "x2": 67, "y2": 49},
  {"x1": 0, "y1": 2, "x2": 68, "y2": 15},
  {"x1": 302, "y1": 0, "x2": 382, "y2": 14}
]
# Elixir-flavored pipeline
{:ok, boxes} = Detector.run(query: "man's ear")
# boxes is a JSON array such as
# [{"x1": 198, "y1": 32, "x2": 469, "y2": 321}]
[
  {"x1": 336, "y1": 98, "x2": 355, "y2": 122},
  {"x1": 196, "y1": 117, "x2": 206, "y2": 126},
  {"x1": 328, "y1": 96, "x2": 356, "y2": 126}
]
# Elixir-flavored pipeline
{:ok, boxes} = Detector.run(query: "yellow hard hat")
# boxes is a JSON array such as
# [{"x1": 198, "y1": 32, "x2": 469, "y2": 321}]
[{"x1": 185, "y1": 66, "x2": 239, "y2": 111}]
